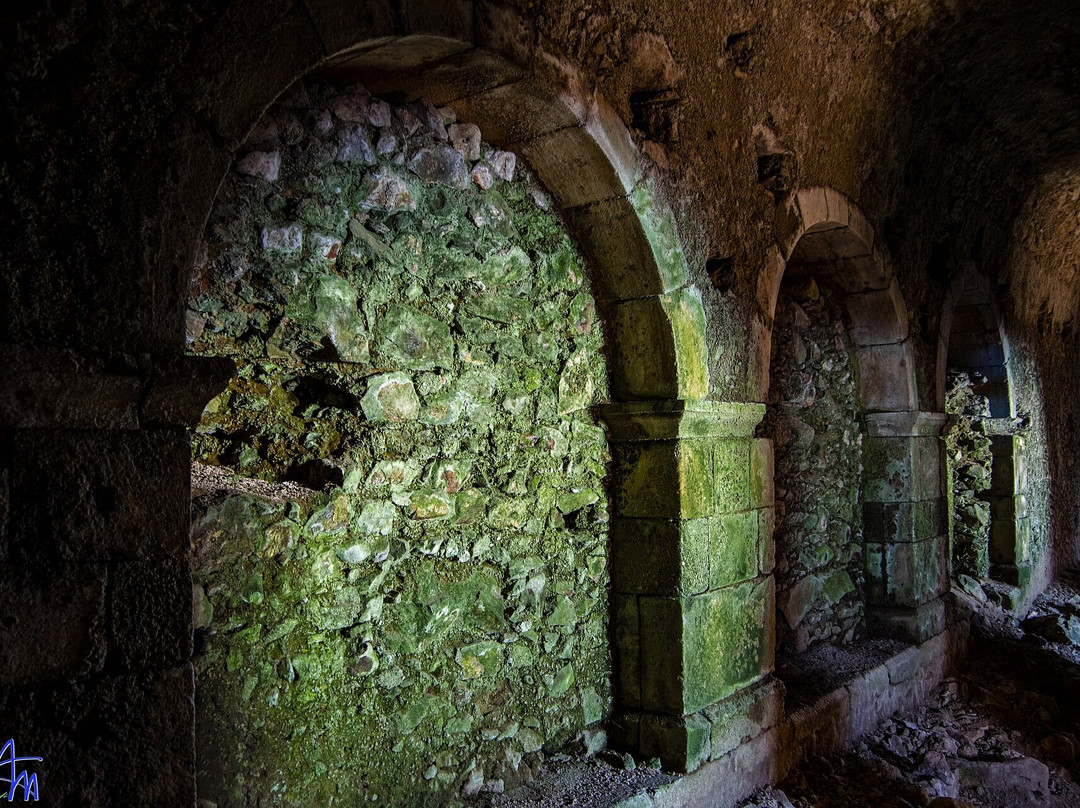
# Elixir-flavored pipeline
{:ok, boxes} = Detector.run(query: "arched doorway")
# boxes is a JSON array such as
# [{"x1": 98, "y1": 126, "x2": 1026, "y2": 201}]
[
  {"x1": 757, "y1": 189, "x2": 949, "y2": 703},
  {"x1": 176, "y1": 24, "x2": 714, "y2": 797},
  {"x1": 943, "y1": 267, "x2": 1027, "y2": 598}
]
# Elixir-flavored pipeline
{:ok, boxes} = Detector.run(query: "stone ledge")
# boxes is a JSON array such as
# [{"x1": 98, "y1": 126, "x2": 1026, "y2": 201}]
[{"x1": 615, "y1": 619, "x2": 970, "y2": 807}]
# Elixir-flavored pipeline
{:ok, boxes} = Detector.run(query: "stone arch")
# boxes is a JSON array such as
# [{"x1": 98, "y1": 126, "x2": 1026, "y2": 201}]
[
  {"x1": 756, "y1": 187, "x2": 916, "y2": 412},
  {"x1": 753, "y1": 188, "x2": 949, "y2": 646},
  {"x1": 161, "y1": 0, "x2": 718, "y2": 782},
  {"x1": 939, "y1": 266, "x2": 1029, "y2": 590},
  {"x1": 159, "y1": 8, "x2": 708, "y2": 403}
]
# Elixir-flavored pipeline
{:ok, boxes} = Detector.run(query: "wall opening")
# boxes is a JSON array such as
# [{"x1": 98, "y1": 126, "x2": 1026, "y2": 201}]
[
  {"x1": 185, "y1": 77, "x2": 614, "y2": 805},
  {"x1": 761, "y1": 252, "x2": 871, "y2": 706},
  {"x1": 760, "y1": 198, "x2": 923, "y2": 707},
  {"x1": 944, "y1": 274, "x2": 1028, "y2": 591}
]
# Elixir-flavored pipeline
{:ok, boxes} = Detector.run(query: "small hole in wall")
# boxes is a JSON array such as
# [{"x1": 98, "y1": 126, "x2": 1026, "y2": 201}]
[
  {"x1": 630, "y1": 90, "x2": 680, "y2": 143},
  {"x1": 706, "y1": 256, "x2": 736, "y2": 293}
]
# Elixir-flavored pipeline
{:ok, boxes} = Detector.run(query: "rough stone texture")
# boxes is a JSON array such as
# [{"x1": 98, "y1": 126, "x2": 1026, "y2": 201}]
[{"x1": 3, "y1": 1, "x2": 1080, "y2": 805}]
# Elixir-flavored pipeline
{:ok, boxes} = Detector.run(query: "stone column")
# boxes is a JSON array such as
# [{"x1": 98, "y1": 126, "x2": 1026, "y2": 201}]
[
  {"x1": 984, "y1": 422, "x2": 1030, "y2": 589},
  {"x1": 600, "y1": 400, "x2": 781, "y2": 772},
  {"x1": 862, "y1": 411, "x2": 950, "y2": 643},
  {"x1": 0, "y1": 347, "x2": 231, "y2": 805}
]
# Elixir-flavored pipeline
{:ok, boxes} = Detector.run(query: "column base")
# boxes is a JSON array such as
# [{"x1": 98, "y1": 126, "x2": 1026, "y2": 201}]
[{"x1": 608, "y1": 676, "x2": 784, "y2": 773}]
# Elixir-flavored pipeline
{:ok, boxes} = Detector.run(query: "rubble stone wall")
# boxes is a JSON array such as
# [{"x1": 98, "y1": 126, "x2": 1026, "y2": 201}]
[
  {"x1": 760, "y1": 279, "x2": 864, "y2": 658},
  {"x1": 186, "y1": 80, "x2": 611, "y2": 806}
]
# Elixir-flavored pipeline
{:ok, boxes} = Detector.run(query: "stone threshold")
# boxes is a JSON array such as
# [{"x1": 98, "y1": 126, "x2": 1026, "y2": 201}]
[{"x1": 611, "y1": 620, "x2": 970, "y2": 808}]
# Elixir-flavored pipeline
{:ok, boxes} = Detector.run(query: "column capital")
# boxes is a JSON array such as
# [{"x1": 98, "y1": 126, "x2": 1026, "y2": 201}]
[
  {"x1": 864, "y1": 410, "x2": 947, "y2": 437},
  {"x1": 596, "y1": 400, "x2": 765, "y2": 441}
]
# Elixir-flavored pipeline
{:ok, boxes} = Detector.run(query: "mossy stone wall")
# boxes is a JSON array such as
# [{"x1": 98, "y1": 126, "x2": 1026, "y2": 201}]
[
  {"x1": 187, "y1": 80, "x2": 610, "y2": 806},
  {"x1": 760, "y1": 280, "x2": 864, "y2": 657}
]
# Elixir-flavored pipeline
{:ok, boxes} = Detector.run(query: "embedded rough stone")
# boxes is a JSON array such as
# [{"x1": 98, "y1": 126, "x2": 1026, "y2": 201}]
[
  {"x1": 338, "y1": 124, "x2": 376, "y2": 165},
  {"x1": 449, "y1": 122, "x2": 482, "y2": 161},
  {"x1": 491, "y1": 149, "x2": 517, "y2": 181},
  {"x1": 361, "y1": 372, "x2": 420, "y2": 422},
  {"x1": 375, "y1": 304, "x2": 454, "y2": 370},
  {"x1": 360, "y1": 167, "x2": 415, "y2": 212},
  {"x1": 408, "y1": 145, "x2": 469, "y2": 189},
  {"x1": 261, "y1": 223, "x2": 302, "y2": 252},
  {"x1": 353, "y1": 500, "x2": 396, "y2": 536},
  {"x1": 236, "y1": 150, "x2": 281, "y2": 181},
  {"x1": 472, "y1": 163, "x2": 494, "y2": 190}
]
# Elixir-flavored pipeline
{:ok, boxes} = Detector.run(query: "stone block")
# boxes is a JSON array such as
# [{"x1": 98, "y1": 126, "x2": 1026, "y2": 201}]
[
  {"x1": 144, "y1": 114, "x2": 234, "y2": 353},
  {"x1": 334, "y1": 34, "x2": 470, "y2": 73},
  {"x1": 0, "y1": 665, "x2": 195, "y2": 805},
  {"x1": 597, "y1": 400, "x2": 764, "y2": 442},
  {"x1": 862, "y1": 435, "x2": 914, "y2": 503},
  {"x1": 749, "y1": 438, "x2": 774, "y2": 507},
  {"x1": 610, "y1": 517, "x2": 710, "y2": 596},
  {"x1": 854, "y1": 343, "x2": 916, "y2": 411},
  {"x1": 844, "y1": 663, "x2": 893, "y2": 738},
  {"x1": 864, "y1": 535, "x2": 947, "y2": 608},
  {"x1": 608, "y1": 297, "x2": 679, "y2": 400},
  {"x1": 449, "y1": 80, "x2": 580, "y2": 146},
  {"x1": 612, "y1": 594, "x2": 642, "y2": 710},
  {"x1": 989, "y1": 499, "x2": 1019, "y2": 564},
  {"x1": 989, "y1": 435, "x2": 1016, "y2": 495},
  {"x1": 639, "y1": 713, "x2": 712, "y2": 773},
  {"x1": 703, "y1": 676, "x2": 785, "y2": 760},
  {"x1": 845, "y1": 281, "x2": 908, "y2": 346},
  {"x1": 662, "y1": 288, "x2": 710, "y2": 402},
  {"x1": 0, "y1": 564, "x2": 107, "y2": 686},
  {"x1": 109, "y1": 557, "x2": 193, "y2": 672},
  {"x1": 885, "y1": 643, "x2": 921, "y2": 685},
  {"x1": 795, "y1": 187, "x2": 830, "y2": 229},
  {"x1": 757, "y1": 508, "x2": 776, "y2": 575},
  {"x1": 788, "y1": 686, "x2": 850, "y2": 759},
  {"x1": 141, "y1": 354, "x2": 235, "y2": 428},
  {"x1": 880, "y1": 498, "x2": 946, "y2": 543},
  {"x1": 913, "y1": 436, "x2": 945, "y2": 499},
  {"x1": 710, "y1": 511, "x2": 759, "y2": 589},
  {"x1": 639, "y1": 579, "x2": 773, "y2": 715},
  {"x1": 562, "y1": 197, "x2": 666, "y2": 302},
  {"x1": 513, "y1": 124, "x2": 628, "y2": 209},
  {"x1": 10, "y1": 430, "x2": 190, "y2": 563},
  {"x1": 610, "y1": 440, "x2": 713, "y2": 519},
  {"x1": 866, "y1": 597, "x2": 946, "y2": 644},
  {"x1": 713, "y1": 439, "x2": 752, "y2": 513}
]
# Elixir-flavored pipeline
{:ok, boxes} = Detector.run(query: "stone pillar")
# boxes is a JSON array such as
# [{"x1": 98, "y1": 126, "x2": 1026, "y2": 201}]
[
  {"x1": 862, "y1": 411, "x2": 950, "y2": 643},
  {"x1": 984, "y1": 424, "x2": 1030, "y2": 588},
  {"x1": 0, "y1": 347, "x2": 231, "y2": 805},
  {"x1": 600, "y1": 400, "x2": 781, "y2": 772}
]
